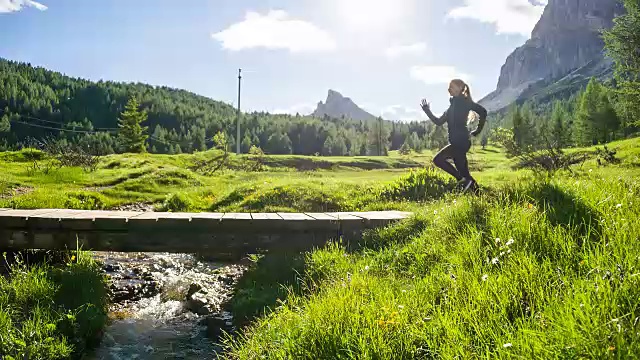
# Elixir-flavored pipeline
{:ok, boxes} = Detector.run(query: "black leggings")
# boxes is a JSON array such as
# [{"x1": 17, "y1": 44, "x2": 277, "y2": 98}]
[{"x1": 433, "y1": 142, "x2": 472, "y2": 181}]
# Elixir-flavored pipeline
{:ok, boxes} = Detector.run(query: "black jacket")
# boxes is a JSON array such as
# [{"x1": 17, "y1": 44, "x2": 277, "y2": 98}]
[{"x1": 424, "y1": 96, "x2": 487, "y2": 145}]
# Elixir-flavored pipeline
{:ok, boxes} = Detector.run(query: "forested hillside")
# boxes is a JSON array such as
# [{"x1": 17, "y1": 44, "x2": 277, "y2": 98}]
[{"x1": 0, "y1": 58, "x2": 446, "y2": 156}]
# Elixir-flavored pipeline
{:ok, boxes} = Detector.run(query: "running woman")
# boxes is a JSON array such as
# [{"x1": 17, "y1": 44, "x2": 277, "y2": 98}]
[{"x1": 420, "y1": 79, "x2": 487, "y2": 193}]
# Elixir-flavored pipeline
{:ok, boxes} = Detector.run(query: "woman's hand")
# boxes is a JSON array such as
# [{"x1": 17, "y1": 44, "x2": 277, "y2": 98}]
[{"x1": 420, "y1": 99, "x2": 431, "y2": 113}]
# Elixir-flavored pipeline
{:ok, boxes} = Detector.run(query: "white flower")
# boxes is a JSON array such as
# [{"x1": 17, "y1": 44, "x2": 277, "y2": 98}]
[
  {"x1": 398, "y1": 305, "x2": 404, "y2": 309},
  {"x1": 364, "y1": 266, "x2": 370, "y2": 271},
  {"x1": 503, "y1": 343, "x2": 513, "y2": 348},
  {"x1": 481, "y1": 274, "x2": 488, "y2": 282},
  {"x1": 434, "y1": 210, "x2": 438, "y2": 215},
  {"x1": 589, "y1": 169, "x2": 593, "y2": 173},
  {"x1": 616, "y1": 203, "x2": 622, "y2": 209},
  {"x1": 453, "y1": 200, "x2": 457, "y2": 204},
  {"x1": 491, "y1": 257, "x2": 499, "y2": 265},
  {"x1": 505, "y1": 238, "x2": 515, "y2": 247},
  {"x1": 495, "y1": 238, "x2": 501, "y2": 244}
]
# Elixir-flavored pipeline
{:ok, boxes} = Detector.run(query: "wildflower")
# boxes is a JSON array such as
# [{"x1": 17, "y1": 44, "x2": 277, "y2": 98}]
[
  {"x1": 453, "y1": 200, "x2": 457, "y2": 205},
  {"x1": 401, "y1": 289, "x2": 407, "y2": 293},
  {"x1": 482, "y1": 274, "x2": 488, "y2": 282},
  {"x1": 579, "y1": 260, "x2": 585, "y2": 266},
  {"x1": 616, "y1": 203, "x2": 622, "y2": 209},
  {"x1": 491, "y1": 257, "x2": 499, "y2": 265},
  {"x1": 503, "y1": 343, "x2": 512, "y2": 348},
  {"x1": 398, "y1": 305, "x2": 404, "y2": 309},
  {"x1": 527, "y1": 203, "x2": 534, "y2": 209},
  {"x1": 71, "y1": 255, "x2": 76, "y2": 261},
  {"x1": 589, "y1": 169, "x2": 593, "y2": 173},
  {"x1": 434, "y1": 210, "x2": 438, "y2": 215},
  {"x1": 609, "y1": 345, "x2": 615, "y2": 351},
  {"x1": 505, "y1": 238, "x2": 514, "y2": 247},
  {"x1": 495, "y1": 238, "x2": 501, "y2": 244},
  {"x1": 364, "y1": 266, "x2": 370, "y2": 271}
]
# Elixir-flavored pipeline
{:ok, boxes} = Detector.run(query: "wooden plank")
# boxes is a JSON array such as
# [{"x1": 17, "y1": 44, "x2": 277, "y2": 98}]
[
  {"x1": 331, "y1": 212, "x2": 365, "y2": 221},
  {"x1": 190, "y1": 213, "x2": 224, "y2": 220},
  {"x1": 222, "y1": 213, "x2": 252, "y2": 220},
  {"x1": 277, "y1": 213, "x2": 313, "y2": 221},
  {"x1": 251, "y1": 213, "x2": 282, "y2": 220},
  {"x1": 28, "y1": 210, "x2": 92, "y2": 229},
  {"x1": 305, "y1": 213, "x2": 337, "y2": 221},
  {"x1": 65, "y1": 211, "x2": 144, "y2": 231},
  {"x1": 0, "y1": 209, "x2": 61, "y2": 227},
  {"x1": 351, "y1": 211, "x2": 407, "y2": 221}
]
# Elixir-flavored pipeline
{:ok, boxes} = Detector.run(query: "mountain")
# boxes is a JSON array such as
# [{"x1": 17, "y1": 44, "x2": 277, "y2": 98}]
[
  {"x1": 312, "y1": 90, "x2": 376, "y2": 121},
  {"x1": 480, "y1": 0, "x2": 625, "y2": 113}
]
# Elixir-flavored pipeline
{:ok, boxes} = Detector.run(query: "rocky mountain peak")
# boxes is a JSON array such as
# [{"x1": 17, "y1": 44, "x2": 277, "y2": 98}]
[
  {"x1": 480, "y1": 0, "x2": 624, "y2": 112},
  {"x1": 312, "y1": 90, "x2": 376, "y2": 121}
]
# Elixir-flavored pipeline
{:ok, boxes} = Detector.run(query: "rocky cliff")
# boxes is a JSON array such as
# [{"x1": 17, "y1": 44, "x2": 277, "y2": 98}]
[
  {"x1": 480, "y1": 0, "x2": 625, "y2": 112},
  {"x1": 312, "y1": 90, "x2": 376, "y2": 121}
]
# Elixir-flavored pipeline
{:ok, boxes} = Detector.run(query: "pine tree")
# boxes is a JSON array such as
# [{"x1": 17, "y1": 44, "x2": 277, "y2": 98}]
[
  {"x1": 603, "y1": 0, "x2": 640, "y2": 131},
  {"x1": 550, "y1": 101, "x2": 570, "y2": 148},
  {"x1": 0, "y1": 114, "x2": 11, "y2": 133},
  {"x1": 241, "y1": 133, "x2": 252, "y2": 154},
  {"x1": 368, "y1": 117, "x2": 391, "y2": 156},
  {"x1": 117, "y1": 97, "x2": 148, "y2": 153},
  {"x1": 331, "y1": 136, "x2": 347, "y2": 156},
  {"x1": 574, "y1": 79, "x2": 618, "y2": 145}
]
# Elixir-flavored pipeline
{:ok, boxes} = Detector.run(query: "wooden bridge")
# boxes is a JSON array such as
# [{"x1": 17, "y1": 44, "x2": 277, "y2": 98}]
[{"x1": 0, "y1": 209, "x2": 412, "y2": 259}]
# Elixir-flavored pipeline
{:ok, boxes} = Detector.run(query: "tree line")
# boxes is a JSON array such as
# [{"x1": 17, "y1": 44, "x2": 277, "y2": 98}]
[{"x1": 0, "y1": 58, "x2": 450, "y2": 156}]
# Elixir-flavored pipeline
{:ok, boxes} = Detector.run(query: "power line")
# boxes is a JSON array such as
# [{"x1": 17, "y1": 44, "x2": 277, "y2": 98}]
[
  {"x1": 0, "y1": 108, "x2": 120, "y2": 131},
  {"x1": 8, "y1": 119, "x2": 118, "y2": 135}
]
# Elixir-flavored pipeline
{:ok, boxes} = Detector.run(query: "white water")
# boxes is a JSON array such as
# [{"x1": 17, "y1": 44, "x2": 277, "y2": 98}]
[{"x1": 84, "y1": 252, "x2": 243, "y2": 360}]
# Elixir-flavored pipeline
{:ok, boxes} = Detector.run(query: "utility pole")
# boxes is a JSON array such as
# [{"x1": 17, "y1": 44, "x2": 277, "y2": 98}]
[{"x1": 236, "y1": 68, "x2": 242, "y2": 154}]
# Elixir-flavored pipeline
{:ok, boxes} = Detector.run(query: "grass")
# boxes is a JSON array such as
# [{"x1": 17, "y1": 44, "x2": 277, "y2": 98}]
[
  {"x1": 0, "y1": 250, "x2": 108, "y2": 359},
  {"x1": 222, "y1": 171, "x2": 640, "y2": 359},
  {"x1": 1, "y1": 138, "x2": 640, "y2": 358}
]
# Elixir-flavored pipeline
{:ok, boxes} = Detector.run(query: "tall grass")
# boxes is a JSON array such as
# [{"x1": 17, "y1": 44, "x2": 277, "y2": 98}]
[
  {"x1": 0, "y1": 250, "x2": 108, "y2": 359},
  {"x1": 222, "y1": 175, "x2": 640, "y2": 359}
]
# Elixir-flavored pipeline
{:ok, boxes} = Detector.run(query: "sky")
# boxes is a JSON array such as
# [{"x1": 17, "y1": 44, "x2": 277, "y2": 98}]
[{"x1": 0, "y1": 0, "x2": 548, "y2": 120}]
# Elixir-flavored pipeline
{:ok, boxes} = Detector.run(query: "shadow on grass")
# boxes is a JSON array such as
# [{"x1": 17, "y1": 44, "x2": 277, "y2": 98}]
[
  {"x1": 527, "y1": 182, "x2": 602, "y2": 241},
  {"x1": 497, "y1": 181, "x2": 602, "y2": 242},
  {"x1": 227, "y1": 251, "x2": 307, "y2": 328}
]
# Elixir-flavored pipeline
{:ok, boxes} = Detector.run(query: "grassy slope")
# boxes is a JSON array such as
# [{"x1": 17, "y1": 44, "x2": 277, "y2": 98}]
[
  {"x1": 222, "y1": 139, "x2": 640, "y2": 359},
  {"x1": 0, "y1": 145, "x2": 507, "y2": 213}
]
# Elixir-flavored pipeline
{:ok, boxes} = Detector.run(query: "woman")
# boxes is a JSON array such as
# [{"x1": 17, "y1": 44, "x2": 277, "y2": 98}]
[{"x1": 420, "y1": 79, "x2": 487, "y2": 193}]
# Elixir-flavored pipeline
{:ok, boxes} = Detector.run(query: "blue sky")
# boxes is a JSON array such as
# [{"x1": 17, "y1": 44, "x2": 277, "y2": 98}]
[{"x1": 0, "y1": 0, "x2": 547, "y2": 120}]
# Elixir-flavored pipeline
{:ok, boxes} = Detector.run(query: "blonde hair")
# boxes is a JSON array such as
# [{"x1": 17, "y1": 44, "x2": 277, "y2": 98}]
[{"x1": 451, "y1": 79, "x2": 478, "y2": 125}]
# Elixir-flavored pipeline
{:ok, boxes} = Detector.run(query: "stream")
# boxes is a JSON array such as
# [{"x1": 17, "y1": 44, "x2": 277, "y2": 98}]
[{"x1": 83, "y1": 252, "x2": 246, "y2": 360}]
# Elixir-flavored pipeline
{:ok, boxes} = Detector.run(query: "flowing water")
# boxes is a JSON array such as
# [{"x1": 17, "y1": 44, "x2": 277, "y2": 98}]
[{"x1": 84, "y1": 252, "x2": 245, "y2": 360}]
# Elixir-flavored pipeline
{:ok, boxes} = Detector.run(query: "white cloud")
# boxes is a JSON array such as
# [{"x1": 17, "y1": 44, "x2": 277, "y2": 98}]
[
  {"x1": 385, "y1": 42, "x2": 427, "y2": 59},
  {"x1": 0, "y1": 0, "x2": 47, "y2": 13},
  {"x1": 271, "y1": 103, "x2": 316, "y2": 115},
  {"x1": 380, "y1": 105, "x2": 425, "y2": 121},
  {"x1": 410, "y1": 65, "x2": 471, "y2": 85},
  {"x1": 212, "y1": 10, "x2": 336, "y2": 53},
  {"x1": 447, "y1": 0, "x2": 548, "y2": 36}
]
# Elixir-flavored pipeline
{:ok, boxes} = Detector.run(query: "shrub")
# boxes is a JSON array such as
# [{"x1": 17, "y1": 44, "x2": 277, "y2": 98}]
[
  {"x1": 379, "y1": 168, "x2": 456, "y2": 202},
  {"x1": 160, "y1": 193, "x2": 192, "y2": 212}
]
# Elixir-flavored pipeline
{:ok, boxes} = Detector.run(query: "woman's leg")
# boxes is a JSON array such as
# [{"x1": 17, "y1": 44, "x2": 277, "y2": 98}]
[
  {"x1": 433, "y1": 144, "x2": 462, "y2": 181},
  {"x1": 451, "y1": 142, "x2": 477, "y2": 192}
]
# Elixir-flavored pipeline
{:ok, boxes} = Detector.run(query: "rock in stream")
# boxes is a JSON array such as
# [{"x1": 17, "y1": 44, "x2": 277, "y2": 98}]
[{"x1": 85, "y1": 252, "x2": 245, "y2": 360}]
